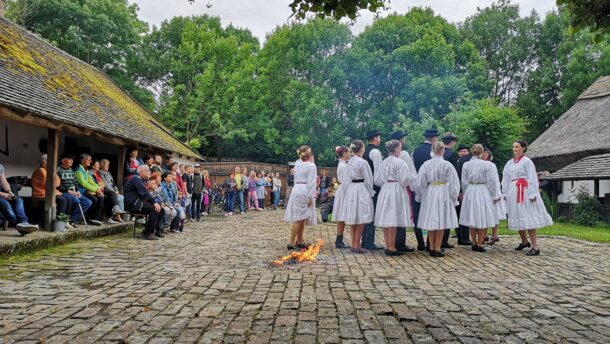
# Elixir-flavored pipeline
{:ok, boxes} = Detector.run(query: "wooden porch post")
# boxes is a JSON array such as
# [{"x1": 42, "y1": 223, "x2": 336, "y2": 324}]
[
  {"x1": 594, "y1": 179, "x2": 600, "y2": 199},
  {"x1": 117, "y1": 145, "x2": 126, "y2": 193},
  {"x1": 44, "y1": 129, "x2": 59, "y2": 230}
]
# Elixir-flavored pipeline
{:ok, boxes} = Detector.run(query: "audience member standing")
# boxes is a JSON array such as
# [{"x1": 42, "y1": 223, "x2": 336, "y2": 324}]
[
  {"x1": 191, "y1": 164, "x2": 204, "y2": 221},
  {"x1": 362, "y1": 129, "x2": 383, "y2": 251}
]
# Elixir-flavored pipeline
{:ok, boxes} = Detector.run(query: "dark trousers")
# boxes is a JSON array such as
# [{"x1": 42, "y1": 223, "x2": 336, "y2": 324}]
[
  {"x1": 225, "y1": 192, "x2": 235, "y2": 212},
  {"x1": 84, "y1": 193, "x2": 104, "y2": 221},
  {"x1": 56, "y1": 194, "x2": 71, "y2": 216},
  {"x1": 361, "y1": 191, "x2": 379, "y2": 249},
  {"x1": 412, "y1": 198, "x2": 426, "y2": 248},
  {"x1": 138, "y1": 202, "x2": 165, "y2": 235},
  {"x1": 396, "y1": 227, "x2": 407, "y2": 249},
  {"x1": 192, "y1": 193, "x2": 202, "y2": 220},
  {"x1": 456, "y1": 225, "x2": 470, "y2": 243}
]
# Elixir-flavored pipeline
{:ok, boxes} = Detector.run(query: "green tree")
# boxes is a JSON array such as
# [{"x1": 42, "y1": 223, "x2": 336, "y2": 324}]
[
  {"x1": 515, "y1": 10, "x2": 610, "y2": 140},
  {"x1": 557, "y1": 0, "x2": 610, "y2": 41},
  {"x1": 333, "y1": 7, "x2": 487, "y2": 142},
  {"x1": 444, "y1": 98, "x2": 525, "y2": 164},
  {"x1": 6, "y1": 0, "x2": 155, "y2": 109},
  {"x1": 461, "y1": 0, "x2": 540, "y2": 104}
]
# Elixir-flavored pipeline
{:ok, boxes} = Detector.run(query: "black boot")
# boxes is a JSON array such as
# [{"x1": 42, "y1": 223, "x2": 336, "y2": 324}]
[{"x1": 335, "y1": 235, "x2": 349, "y2": 249}]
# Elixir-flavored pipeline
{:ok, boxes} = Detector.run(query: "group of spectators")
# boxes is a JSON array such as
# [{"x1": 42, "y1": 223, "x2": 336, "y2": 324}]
[{"x1": 221, "y1": 166, "x2": 283, "y2": 216}]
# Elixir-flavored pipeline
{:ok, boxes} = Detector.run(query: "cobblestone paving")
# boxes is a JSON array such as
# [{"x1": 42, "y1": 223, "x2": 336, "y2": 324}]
[{"x1": 1, "y1": 210, "x2": 609, "y2": 344}]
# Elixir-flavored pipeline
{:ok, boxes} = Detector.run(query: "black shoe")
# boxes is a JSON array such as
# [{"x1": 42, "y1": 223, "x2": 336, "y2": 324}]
[
  {"x1": 385, "y1": 250, "x2": 403, "y2": 256},
  {"x1": 515, "y1": 242, "x2": 531, "y2": 251},
  {"x1": 435, "y1": 250, "x2": 446, "y2": 257},
  {"x1": 154, "y1": 232, "x2": 165, "y2": 238},
  {"x1": 473, "y1": 245, "x2": 486, "y2": 253},
  {"x1": 88, "y1": 219, "x2": 102, "y2": 226},
  {"x1": 525, "y1": 248, "x2": 540, "y2": 256},
  {"x1": 287, "y1": 244, "x2": 297, "y2": 250},
  {"x1": 425, "y1": 245, "x2": 430, "y2": 252},
  {"x1": 335, "y1": 241, "x2": 349, "y2": 249},
  {"x1": 417, "y1": 245, "x2": 426, "y2": 251},
  {"x1": 142, "y1": 234, "x2": 159, "y2": 240},
  {"x1": 458, "y1": 240, "x2": 472, "y2": 246},
  {"x1": 397, "y1": 246, "x2": 416, "y2": 253},
  {"x1": 296, "y1": 243, "x2": 311, "y2": 250},
  {"x1": 441, "y1": 242, "x2": 455, "y2": 249}
]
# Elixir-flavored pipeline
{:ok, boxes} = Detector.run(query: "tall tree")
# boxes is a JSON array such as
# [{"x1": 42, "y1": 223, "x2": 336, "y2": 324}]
[{"x1": 461, "y1": 0, "x2": 540, "y2": 104}]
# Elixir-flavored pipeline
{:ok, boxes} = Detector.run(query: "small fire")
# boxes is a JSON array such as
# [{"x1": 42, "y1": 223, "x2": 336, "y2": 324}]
[{"x1": 272, "y1": 240, "x2": 324, "y2": 266}]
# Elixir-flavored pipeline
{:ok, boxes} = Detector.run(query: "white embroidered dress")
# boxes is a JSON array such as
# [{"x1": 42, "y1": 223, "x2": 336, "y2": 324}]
[
  {"x1": 332, "y1": 159, "x2": 350, "y2": 222},
  {"x1": 374, "y1": 155, "x2": 417, "y2": 228},
  {"x1": 414, "y1": 155, "x2": 460, "y2": 231},
  {"x1": 343, "y1": 155, "x2": 374, "y2": 225},
  {"x1": 501, "y1": 156, "x2": 552, "y2": 230},
  {"x1": 284, "y1": 160, "x2": 318, "y2": 225},
  {"x1": 459, "y1": 157, "x2": 500, "y2": 229}
]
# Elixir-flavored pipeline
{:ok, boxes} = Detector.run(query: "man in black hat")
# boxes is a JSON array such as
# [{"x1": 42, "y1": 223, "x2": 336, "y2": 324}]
[
  {"x1": 362, "y1": 129, "x2": 384, "y2": 250},
  {"x1": 440, "y1": 133, "x2": 460, "y2": 249},
  {"x1": 391, "y1": 130, "x2": 417, "y2": 253},
  {"x1": 412, "y1": 128, "x2": 438, "y2": 250},
  {"x1": 456, "y1": 143, "x2": 472, "y2": 245}
]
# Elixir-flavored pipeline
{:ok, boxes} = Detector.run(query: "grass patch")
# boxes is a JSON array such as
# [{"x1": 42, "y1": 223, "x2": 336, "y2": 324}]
[{"x1": 495, "y1": 221, "x2": 610, "y2": 243}]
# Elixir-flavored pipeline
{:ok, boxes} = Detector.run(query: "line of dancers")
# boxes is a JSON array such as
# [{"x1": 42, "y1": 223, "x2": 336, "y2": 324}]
[{"x1": 284, "y1": 129, "x2": 553, "y2": 257}]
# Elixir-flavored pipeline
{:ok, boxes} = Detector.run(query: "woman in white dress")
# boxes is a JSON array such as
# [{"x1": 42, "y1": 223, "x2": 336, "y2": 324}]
[
  {"x1": 501, "y1": 140, "x2": 552, "y2": 256},
  {"x1": 414, "y1": 141, "x2": 460, "y2": 257},
  {"x1": 332, "y1": 146, "x2": 351, "y2": 249},
  {"x1": 344, "y1": 140, "x2": 375, "y2": 254},
  {"x1": 284, "y1": 146, "x2": 318, "y2": 250},
  {"x1": 374, "y1": 140, "x2": 417, "y2": 256},
  {"x1": 459, "y1": 144, "x2": 500, "y2": 253},
  {"x1": 482, "y1": 148, "x2": 506, "y2": 245}
]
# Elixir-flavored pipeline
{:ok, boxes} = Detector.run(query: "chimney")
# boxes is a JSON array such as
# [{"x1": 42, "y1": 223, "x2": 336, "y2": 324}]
[{"x1": 0, "y1": 0, "x2": 4, "y2": 18}]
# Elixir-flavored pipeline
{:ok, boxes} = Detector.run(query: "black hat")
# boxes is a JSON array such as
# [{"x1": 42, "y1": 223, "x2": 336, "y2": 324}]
[
  {"x1": 390, "y1": 130, "x2": 407, "y2": 140},
  {"x1": 442, "y1": 132, "x2": 458, "y2": 141},
  {"x1": 457, "y1": 144, "x2": 469, "y2": 151},
  {"x1": 365, "y1": 129, "x2": 381, "y2": 139},
  {"x1": 423, "y1": 128, "x2": 439, "y2": 137}
]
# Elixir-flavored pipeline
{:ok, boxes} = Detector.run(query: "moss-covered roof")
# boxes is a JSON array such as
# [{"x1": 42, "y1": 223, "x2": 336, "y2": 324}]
[{"x1": 0, "y1": 18, "x2": 201, "y2": 159}]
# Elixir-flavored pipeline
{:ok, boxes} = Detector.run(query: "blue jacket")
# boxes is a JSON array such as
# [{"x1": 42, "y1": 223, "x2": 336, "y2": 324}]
[{"x1": 161, "y1": 181, "x2": 178, "y2": 205}]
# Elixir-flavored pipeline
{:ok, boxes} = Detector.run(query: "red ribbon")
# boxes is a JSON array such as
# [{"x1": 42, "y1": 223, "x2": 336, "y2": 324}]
[{"x1": 515, "y1": 178, "x2": 528, "y2": 203}]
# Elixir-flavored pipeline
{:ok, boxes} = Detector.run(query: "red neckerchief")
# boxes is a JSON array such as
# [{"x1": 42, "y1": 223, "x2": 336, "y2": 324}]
[{"x1": 513, "y1": 155, "x2": 525, "y2": 164}]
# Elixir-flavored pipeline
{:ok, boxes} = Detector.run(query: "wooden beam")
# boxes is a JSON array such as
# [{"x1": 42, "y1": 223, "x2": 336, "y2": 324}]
[
  {"x1": 594, "y1": 179, "x2": 600, "y2": 199},
  {"x1": 117, "y1": 145, "x2": 126, "y2": 193},
  {"x1": 44, "y1": 129, "x2": 59, "y2": 230},
  {"x1": 0, "y1": 106, "x2": 125, "y2": 146}
]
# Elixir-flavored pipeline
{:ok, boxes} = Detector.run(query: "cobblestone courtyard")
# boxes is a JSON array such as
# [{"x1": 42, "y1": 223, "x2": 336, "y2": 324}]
[{"x1": 1, "y1": 210, "x2": 609, "y2": 344}]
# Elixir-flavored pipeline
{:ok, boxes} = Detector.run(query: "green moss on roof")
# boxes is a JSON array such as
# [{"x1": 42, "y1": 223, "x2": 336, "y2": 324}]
[{"x1": 0, "y1": 20, "x2": 200, "y2": 159}]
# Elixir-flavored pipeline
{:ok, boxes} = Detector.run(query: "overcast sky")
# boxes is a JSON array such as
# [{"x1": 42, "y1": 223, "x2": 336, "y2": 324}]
[{"x1": 131, "y1": 0, "x2": 557, "y2": 43}]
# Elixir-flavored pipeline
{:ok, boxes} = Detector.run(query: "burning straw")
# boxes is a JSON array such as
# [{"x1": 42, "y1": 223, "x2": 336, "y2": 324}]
[{"x1": 271, "y1": 240, "x2": 324, "y2": 266}]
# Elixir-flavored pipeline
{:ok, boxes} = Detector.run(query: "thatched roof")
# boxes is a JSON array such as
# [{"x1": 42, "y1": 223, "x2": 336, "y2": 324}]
[
  {"x1": 0, "y1": 18, "x2": 201, "y2": 159},
  {"x1": 545, "y1": 153, "x2": 610, "y2": 181},
  {"x1": 528, "y1": 75, "x2": 610, "y2": 171}
]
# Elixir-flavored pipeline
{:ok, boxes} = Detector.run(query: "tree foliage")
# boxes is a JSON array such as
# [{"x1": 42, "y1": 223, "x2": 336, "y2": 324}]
[
  {"x1": 557, "y1": 0, "x2": 610, "y2": 42},
  {"x1": 8, "y1": 0, "x2": 610, "y2": 166}
]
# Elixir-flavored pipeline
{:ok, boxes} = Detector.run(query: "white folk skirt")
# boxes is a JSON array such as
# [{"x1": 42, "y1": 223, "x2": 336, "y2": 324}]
[
  {"x1": 417, "y1": 184, "x2": 458, "y2": 231},
  {"x1": 332, "y1": 184, "x2": 349, "y2": 222},
  {"x1": 284, "y1": 184, "x2": 317, "y2": 225},
  {"x1": 343, "y1": 183, "x2": 374, "y2": 225},
  {"x1": 374, "y1": 182, "x2": 413, "y2": 228},
  {"x1": 459, "y1": 184, "x2": 499, "y2": 229},
  {"x1": 505, "y1": 180, "x2": 553, "y2": 230}
]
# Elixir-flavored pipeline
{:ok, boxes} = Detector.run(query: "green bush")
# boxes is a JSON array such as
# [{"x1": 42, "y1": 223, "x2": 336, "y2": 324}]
[
  {"x1": 574, "y1": 185, "x2": 602, "y2": 227},
  {"x1": 542, "y1": 191, "x2": 559, "y2": 219}
]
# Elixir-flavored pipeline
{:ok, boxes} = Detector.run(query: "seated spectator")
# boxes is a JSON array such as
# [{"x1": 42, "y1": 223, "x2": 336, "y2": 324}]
[
  {"x1": 31, "y1": 154, "x2": 72, "y2": 227},
  {"x1": 162, "y1": 155, "x2": 173, "y2": 174},
  {"x1": 125, "y1": 148, "x2": 144, "y2": 181},
  {"x1": 74, "y1": 154, "x2": 103, "y2": 226},
  {"x1": 150, "y1": 172, "x2": 168, "y2": 233},
  {"x1": 95, "y1": 159, "x2": 126, "y2": 223},
  {"x1": 320, "y1": 185, "x2": 335, "y2": 223},
  {"x1": 162, "y1": 171, "x2": 184, "y2": 232},
  {"x1": 124, "y1": 165, "x2": 165, "y2": 240},
  {"x1": 0, "y1": 162, "x2": 38, "y2": 232},
  {"x1": 57, "y1": 154, "x2": 92, "y2": 226},
  {"x1": 223, "y1": 173, "x2": 237, "y2": 216},
  {"x1": 151, "y1": 154, "x2": 164, "y2": 174}
]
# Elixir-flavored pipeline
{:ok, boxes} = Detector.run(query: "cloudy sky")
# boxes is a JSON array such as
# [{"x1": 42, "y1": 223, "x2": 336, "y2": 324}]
[{"x1": 132, "y1": 0, "x2": 557, "y2": 43}]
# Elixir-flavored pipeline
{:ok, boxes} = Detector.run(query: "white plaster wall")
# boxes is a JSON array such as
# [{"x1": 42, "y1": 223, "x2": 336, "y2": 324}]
[{"x1": 558, "y1": 180, "x2": 595, "y2": 203}]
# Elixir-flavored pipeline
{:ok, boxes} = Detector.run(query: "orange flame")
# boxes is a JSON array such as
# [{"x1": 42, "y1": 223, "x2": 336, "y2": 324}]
[{"x1": 272, "y1": 240, "x2": 324, "y2": 266}]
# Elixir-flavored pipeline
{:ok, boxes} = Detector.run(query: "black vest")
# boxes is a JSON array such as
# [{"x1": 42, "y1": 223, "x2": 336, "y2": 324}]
[{"x1": 363, "y1": 144, "x2": 380, "y2": 191}]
